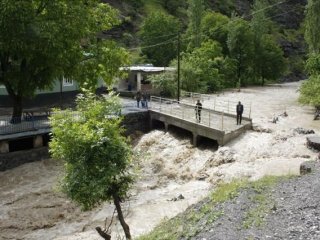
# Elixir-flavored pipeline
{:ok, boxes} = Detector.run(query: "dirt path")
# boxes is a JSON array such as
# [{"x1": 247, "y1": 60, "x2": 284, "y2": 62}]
[{"x1": 0, "y1": 82, "x2": 319, "y2": 240}]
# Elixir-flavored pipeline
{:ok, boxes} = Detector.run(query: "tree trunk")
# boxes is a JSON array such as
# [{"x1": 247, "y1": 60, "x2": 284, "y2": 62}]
[
  {"x1": 113, "y1": 193, "x2": 131, "y2": 240},
  {"x1": 11, "y1": 95, "x2": 23, "y2": 124},
  {"x1": 4, "y1": 82, "x2": 23, "y2": 123}
]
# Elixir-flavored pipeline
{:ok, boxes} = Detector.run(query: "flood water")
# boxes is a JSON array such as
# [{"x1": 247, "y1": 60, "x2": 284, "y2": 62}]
[{"x1": 0, "y1": 82, "x2": 319, "y2": 240}]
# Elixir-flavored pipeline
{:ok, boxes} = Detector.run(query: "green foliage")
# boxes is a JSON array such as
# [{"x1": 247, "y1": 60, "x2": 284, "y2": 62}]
[
  {"x1": 0, "y1": 0, "x2": 128, "y2": 118},
  {"x1": 148, "y1": 71, "x2": 177, "y2": 97},
  {"x1": 137, "y1": 179, "x2": 246, "y2": 240},
  {"x1": 306, "y1": 53, "x2": 320, "y2": 75},
  {"x1": 212, "y1": 0, "x2": 235, "y2": 16},
  {"x1": 181, "y1": 40, "x2": 225, "y2": 93},
  {"x1": 210, "y1": 180, "x2": 247, "y2": 203},
  {"x1": 137, "y1": 176, "x2": 284, "y2": 240},
  {"x1": 227, "y1": 17, "x2": 255, "y2": 87},
  {"x1": 124, "y1": 0, "x2": 143, "y2": 9},
  {"x1": 301, "y1": 0, "x2": 320, "y2": 107},
  {"x1": 139, "y1": 11, "x2": 180, "y2": 66},
  {"x1": 259, "y1": 36, "x2": 287, "y2": 83},
  {"x1": 242, "y1": 176, "x2": 278, "y2": 229},
  {"x1": 250, "y1": 0, "x2": 286, "y2": 85},
  {"x1": 160, "y1": 0, "x2": 188, "y2": 18},
  {"x1": 299, "y1": 75, "x2": 320, "y2": 108},
  {"x1": 305, "y1": 0, "x2": 320, "y2": 54},
  {"x1": 186, "y1": 0, "x2": 205, "y2": 50},
  {"x1": 201, "y1": 11, "x2": 230, "y2": 54},
  {"x1": 50, "y1": 93, "x2": 133, "y2": 210}
]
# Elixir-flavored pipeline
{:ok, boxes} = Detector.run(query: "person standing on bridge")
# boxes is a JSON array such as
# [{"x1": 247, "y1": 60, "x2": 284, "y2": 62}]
[
  {"x1": 136, "y1": 91, "x2": 142, "y2": 108},
  {"x1": 195, "y1": 100, "x2": 202, "y2": 123},
  {"x1": 236, "y1": 101, "x2": 244, "y2": 125}
]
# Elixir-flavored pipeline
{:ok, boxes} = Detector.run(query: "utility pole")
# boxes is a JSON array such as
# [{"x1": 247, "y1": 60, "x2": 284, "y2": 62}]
[{"x1": 177, "y1": 31, "x2": 181, "y2": 102}]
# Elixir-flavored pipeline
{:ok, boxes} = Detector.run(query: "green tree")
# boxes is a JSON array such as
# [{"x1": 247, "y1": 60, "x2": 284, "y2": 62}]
[
  {"x1": 305, "y1": 0, "x2": 320, "y2": 54},
  {"x1": 0, "y1": 0, "x2": 127, "y2": 122},
  {"x1": 201, "y1": 11, "x2": 230, "y2": 54},
  {"x1": 186, "y1": 0, "x2": 205, "y2": 50},
  {"x1": 299, "y1": 75, "x2": 320, "y2": 108},
  {"x1": 50, "y1": 93, "x2": 133, "y2": 239},
  {"x1": 139, "y1": 11, "x2": 180, "y2": 66},
  {"x1": 251, "y1": 0, "x2": 286, "y2": 85},
  {"x1": 259, "y1": 36, "x2": 287, "y2": 84},
  {"x1": 300, "y1": 0, "x2": 320, "y2": 109},
  {"x1": 227, "y1": 17, "x2": 254, "y2": 88},
  {"x1": 181, "y1": 40, "x2": 225, "y2": 92},
  {"x1": 160, "y1": 0, "x2": 188, "y2": 18},
  {"x1": 149, "y1": 71, "x2": 177, "y2": 97}
]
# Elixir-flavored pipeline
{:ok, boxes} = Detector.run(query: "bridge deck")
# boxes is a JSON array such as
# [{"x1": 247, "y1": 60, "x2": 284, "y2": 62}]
[{"x1": 149, "y1": 98, "x2": 251, "y2": 134}]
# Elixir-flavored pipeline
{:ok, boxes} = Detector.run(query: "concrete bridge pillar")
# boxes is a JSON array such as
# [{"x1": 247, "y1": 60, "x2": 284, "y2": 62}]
[
  {"x1": 192, "y1": 133, "x2": 198, "y2": 146},
  {"x1": 33, "y1": 135, "x2": 43, "y2": 148},
  {"x1": 164, "y1": 122, "x2": 169, "y2": 132},
  {"x1": 0, "y1": 141, "x2": 9, "y2": 153}
]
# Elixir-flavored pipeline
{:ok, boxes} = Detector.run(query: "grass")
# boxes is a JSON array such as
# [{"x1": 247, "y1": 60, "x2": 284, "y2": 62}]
[
  {"x1": 242, "y1": 176, "x2": 279, "y2": 229},
  {"x1": 137, "y1": 180, "x2": 247, "y2": 240},
  {"x1": 137, "y1": 176, "x2": 286, "y2": 240}
]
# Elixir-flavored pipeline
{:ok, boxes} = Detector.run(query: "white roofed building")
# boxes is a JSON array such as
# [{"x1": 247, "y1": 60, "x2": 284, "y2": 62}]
[{"x1": 117, "y1": 64, "x2": 175, "y2": 94}]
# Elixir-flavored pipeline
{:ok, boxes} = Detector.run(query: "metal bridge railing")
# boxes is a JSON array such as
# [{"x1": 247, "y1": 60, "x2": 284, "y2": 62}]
[
  {"x1": 150, "y1": 96, "x2": 232, "y2": 131},
  {"x1": 0, "y1": 116, "x2": 51, "y2": 135},
  {"x1": 181, "y1": 91, "x2": 252, "y2": 119}
]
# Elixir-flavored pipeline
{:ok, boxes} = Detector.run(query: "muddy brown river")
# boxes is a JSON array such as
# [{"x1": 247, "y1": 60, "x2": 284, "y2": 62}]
[{"x1": 0, "y1": 82, "x2": 319, "y2": 239}]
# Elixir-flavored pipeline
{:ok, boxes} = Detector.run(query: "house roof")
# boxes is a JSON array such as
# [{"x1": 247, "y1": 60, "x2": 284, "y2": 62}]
[{"x1": 120, "y1": 65, "x2": 176, "y2": 73}]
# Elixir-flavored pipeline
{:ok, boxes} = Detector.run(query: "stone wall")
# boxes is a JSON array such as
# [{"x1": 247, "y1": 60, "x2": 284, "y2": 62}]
[
  {"x1": 122, "y1": 111, "x2": 150, "y2": 135},
  {"x1": 0, "y1": 147, "x2": 50, "y2": 171},
  {"x1": 0, "y1": 111, "x2": 150, "y2": 171}
]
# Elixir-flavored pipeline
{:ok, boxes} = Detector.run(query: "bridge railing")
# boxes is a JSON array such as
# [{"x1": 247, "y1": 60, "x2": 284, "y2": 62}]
[
  {"x1": 150, "y1": 96, "x2": 231, "y2": 130},
  {"x1": 0, "y1": 116, "x2": 51, "y2": 135},
  {"x1": 182, "y1": 91, "x2": 252, "y2": 118},
  {"x1": 0, "y1": 110, "x2": 123, "y2": 136}
]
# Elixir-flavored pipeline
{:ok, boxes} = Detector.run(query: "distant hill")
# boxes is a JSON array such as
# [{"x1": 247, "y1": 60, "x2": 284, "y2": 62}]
[{"x1": 103, "y1": 0, "x2": 307, "y2": 81}]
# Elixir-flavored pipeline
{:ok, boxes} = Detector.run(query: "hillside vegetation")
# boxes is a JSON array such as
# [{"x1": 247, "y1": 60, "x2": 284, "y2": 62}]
[{"x1": 104, "y1": 0, "x2": 306, "y2": 87}]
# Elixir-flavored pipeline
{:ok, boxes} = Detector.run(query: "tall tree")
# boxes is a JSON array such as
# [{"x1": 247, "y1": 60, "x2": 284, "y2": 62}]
[
  {"x1": 251, "y1": 0, "x2": 269, "y2": 85},
  {"x1": 305, "y1": 0, "x2": 320, "y2": 54},
  {"x1": 201, "y1": 11, "x2": 230, "y2": 54},
  {"x1": 139, "y1": 11, "x2": 180, "y2": 66},
  {"x1": 181, "y1": 40, "x2": 225, "y2": 93},
  {"x1": 251, "y1": 0, "x2": 286, "y2": 85},
  {"x1": 50, "y1": 93, "x2": 133, "y2": 239},
  {"x1": 300, "y1": 0, "x2": 320, "y2": 109},
  {"x1": 187, "y1": 0, "x2": 205, "y2": 50},
  {"x1": 227, "y1": 17, "x2": 254, "y2": 88},
  {"x1": 0, "y1": 0, "x2": 127, "y2": 122}
]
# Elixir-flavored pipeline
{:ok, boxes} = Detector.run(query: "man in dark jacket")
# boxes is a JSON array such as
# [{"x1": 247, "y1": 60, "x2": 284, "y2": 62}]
[
  {"x1": 195, "y1": 100, "x2": 202, "y2": 123},
  {"x1": 236, "y1": 101, "x2": 244, "y2": 125}
]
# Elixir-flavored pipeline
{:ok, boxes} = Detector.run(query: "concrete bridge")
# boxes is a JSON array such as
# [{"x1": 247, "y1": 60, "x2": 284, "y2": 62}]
[
  {"x1": 148, "y1": 97, "x2": 252, "y2": 146},
  {"x1": 0, "y1": 95, "x2": 252, "y2": 153}
]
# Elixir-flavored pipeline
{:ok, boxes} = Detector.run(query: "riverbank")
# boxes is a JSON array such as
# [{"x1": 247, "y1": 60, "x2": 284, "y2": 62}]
[
  {"x1": 0, "y1": 82, "x2": 319, "y2": 239},
  {"x1": 138, "y1": 160, "x2": 320, "y2": 240}
]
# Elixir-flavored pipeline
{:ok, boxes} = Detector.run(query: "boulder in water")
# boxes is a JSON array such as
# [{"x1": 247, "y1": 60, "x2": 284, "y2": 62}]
[
  {"x1": 307, "y1": 136, "x2": 320, "y2": 151},
  {"x1": 294, "y1": 128, "x2": 315, "y2": 135},
  {"x1": 300, "y1": 161, "x2": 313, "y2": 175}
]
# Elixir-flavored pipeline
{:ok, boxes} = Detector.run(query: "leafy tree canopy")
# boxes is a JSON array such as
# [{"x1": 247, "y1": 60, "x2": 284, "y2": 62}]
[
  {"x1": 149, "y1": 71, "x2": 177, "y2": 97},
  {"x1": 0, "y1": 0, "x2": 128, "y2": 120},
  {"x1": 299, "y1": 76, "x2": 320, "y2": 108},
  {"x1": 50, "y1": 93, "x2": 133, "y2": 238},
  {"x1": 201, "y1": 11, "x2": 230, "y2": 54},
  {"x1": 227, "y1": 17, "x2": 254, "y2": 87},
  {"x1": 300, "y1": 0, "x2": 320, "y2": 109},
  {"x1": 181, "y1": 40, "x2": 225, "y2": 92},
  {"x1": 305, "y1": 0, "x2": 320, "y2": 54},
  {"x1": 139, "y1": 11, "x2": 180, "y2": 66}
]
